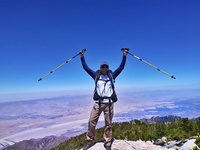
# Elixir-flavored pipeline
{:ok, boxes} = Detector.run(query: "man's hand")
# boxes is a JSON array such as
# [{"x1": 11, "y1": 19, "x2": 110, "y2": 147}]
[
  {"x1": 122, "y1": 48, "x2": 129, "y2": 56},
  {"x1": 79, "y1": 49, "x2": 85, "y2": 57}
]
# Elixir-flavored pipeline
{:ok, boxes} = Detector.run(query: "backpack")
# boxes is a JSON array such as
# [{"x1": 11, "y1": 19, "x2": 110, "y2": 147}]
[{"x1": 93, "y1": 70, "x2": 118, "y2": 102}]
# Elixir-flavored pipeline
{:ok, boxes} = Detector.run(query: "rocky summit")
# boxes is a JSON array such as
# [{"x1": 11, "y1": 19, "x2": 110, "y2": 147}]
[{"x1": 83, "y1": 138, "x2": 199, "y2": 150}]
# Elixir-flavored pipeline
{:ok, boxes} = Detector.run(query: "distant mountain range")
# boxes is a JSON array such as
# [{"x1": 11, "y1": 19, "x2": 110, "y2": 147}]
[
  {"x1": 139, "y1": 115, "x2": 182, "y2": 124},
  {"x1": 2, "y1": 135, "x2": 68, "y2": 150}
]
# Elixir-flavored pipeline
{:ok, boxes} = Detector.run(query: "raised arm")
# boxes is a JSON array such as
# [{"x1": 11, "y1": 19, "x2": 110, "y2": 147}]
[
  {"x1": 80, "y1": 50, "x2": 96, "y2": 80},
  {"x1": 112, "y1": 49, "x2": 128, "y2": 79}
]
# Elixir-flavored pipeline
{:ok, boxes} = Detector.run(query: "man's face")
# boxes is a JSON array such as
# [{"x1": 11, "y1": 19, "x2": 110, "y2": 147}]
[{"x1": 100, "y1": 65, "x2": 109, "y2": 75}]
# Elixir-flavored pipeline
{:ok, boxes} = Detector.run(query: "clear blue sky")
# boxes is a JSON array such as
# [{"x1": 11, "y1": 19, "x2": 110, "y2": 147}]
[{"x1": 0, "y1": 0, "x2": 200, "y2": 101}]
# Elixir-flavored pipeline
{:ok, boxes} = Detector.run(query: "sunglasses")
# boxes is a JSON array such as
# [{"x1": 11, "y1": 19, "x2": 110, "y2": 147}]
[{"x1": 101, "y1": 65, "x2": 108, "y2": 68}]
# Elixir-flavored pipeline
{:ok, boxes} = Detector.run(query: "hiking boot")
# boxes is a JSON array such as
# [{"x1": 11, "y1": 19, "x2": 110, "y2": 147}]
[
  {"x1": 103, "y1": 141, "x2": 112, "y2": 150},
  {"x1": 83, "y1": 140, "x2": 95, "y2": 150},
  {"x1": 103, "y1": 138, "x2": 114, "y2": 150}
]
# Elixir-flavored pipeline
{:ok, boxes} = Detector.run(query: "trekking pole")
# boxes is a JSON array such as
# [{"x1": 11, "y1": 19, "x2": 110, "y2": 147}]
[
  {"x1": 38, "y1": 49, "x2": 86, "y2": 81},
  {"x1": 121, "y1": 48, "x2": 176, "y2": 79}
]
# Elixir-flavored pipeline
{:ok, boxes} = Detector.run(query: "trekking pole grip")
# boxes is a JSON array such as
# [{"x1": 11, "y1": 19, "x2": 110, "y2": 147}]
[
  {"x1": 79, "y1": 49, "x2": 86, "y2": 54},
  {"x1": 121, "y1": 48, "x2": 130, "y2": 51}
]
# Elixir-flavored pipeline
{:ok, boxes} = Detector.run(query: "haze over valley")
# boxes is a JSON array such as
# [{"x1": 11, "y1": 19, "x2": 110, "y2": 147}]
[{"x1": 0, "y1": 87, "x2": 199, "y2": 148}]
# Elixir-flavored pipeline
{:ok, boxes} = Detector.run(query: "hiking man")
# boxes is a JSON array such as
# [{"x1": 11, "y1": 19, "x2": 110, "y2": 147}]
[{"x1": 80, "y1": 49, "x2": 128, "y2": 150}]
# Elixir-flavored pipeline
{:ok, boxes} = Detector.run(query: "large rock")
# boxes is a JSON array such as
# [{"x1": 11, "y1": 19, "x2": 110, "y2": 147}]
[
  {"x1": 179, "y1": 139, "x2": 200, "y2": 150},
  {"x1": 154, "y1": 137, "x2": 167, "y2": 146}
]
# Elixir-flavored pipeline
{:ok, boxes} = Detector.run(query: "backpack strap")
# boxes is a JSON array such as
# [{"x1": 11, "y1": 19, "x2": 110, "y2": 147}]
[
  {"x1": 94, "y1": 70, "x2": 101, "y2": 87},
  {"x1": 107, "y1": 70, "x2": 115, "y2": 90}
]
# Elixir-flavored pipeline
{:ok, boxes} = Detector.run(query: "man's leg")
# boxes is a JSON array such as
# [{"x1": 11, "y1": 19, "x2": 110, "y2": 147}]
[
  {"x1": 86, "y1": 103, "x2": 102, "y2": 140},
  {"x1": 103, "y1": 103, "x2": 114, "y2": 144},
  {"x1": 83, "y1": 103, "x2": 102, "y2": 150}
]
